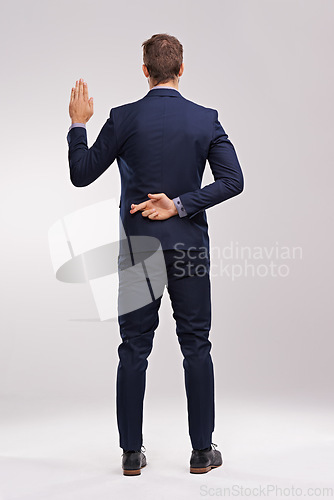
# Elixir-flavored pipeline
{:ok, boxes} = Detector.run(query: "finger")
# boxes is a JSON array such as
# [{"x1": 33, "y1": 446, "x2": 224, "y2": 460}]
[
  {"x1": 142, "y1": 208, "x2": 157, "y2": 217},
  {"x1": 130, "y1": 201, "x2": 147, "y2": 213},
  {"x1": 73, "y1": 80, "x2": 79, "y2": 99},
  {"x1": 83, "y1": 81, "x2": 89, "y2": 100},
  {"x1": 70, "y1": 88, "x2": 75, "y2": 102},
  {"x1": 148, "y1": 193, "x2": 164, "y2": 200},
  {"x1": 148, "y1": 211, "x2": 160, "y2": 220},
  {"x1": 79, "y1": 78, "x2": 84, "y2": 95}
]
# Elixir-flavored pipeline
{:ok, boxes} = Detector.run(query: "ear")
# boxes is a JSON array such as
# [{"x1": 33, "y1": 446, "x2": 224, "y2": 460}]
[
  {"x1": 179, "y1": 62, "x2": 184, "y2": 77},
  {"x1": 142, "y1": 64, "x2": 149, "y2": 78}
]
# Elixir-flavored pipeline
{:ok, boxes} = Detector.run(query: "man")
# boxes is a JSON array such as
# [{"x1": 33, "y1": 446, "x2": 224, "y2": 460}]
[{"x1": 67, "y1": 33, "x2": 244, "y2": 476}]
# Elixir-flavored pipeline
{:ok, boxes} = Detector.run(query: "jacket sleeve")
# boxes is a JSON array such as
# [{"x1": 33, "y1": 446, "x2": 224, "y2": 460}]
[
  {"x1": 66, "y1": 108, "x2": 118, "y2": 187},
  {"x1": 178, "y1": 110, "x2": 244, "y2": 219}
]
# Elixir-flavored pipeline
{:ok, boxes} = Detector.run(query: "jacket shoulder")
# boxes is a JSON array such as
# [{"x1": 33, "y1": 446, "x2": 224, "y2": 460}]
[
  {"x1": 179, "y1": 96, "x2": 217, "y2": 116},
  {"x1": 109, "y1": 96, "x2": 146, "y2": 114}
]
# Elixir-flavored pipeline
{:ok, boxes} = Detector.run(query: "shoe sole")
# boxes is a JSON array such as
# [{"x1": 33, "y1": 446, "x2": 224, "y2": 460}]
[
  {"x1": 190, "y1": 463, "x2": 222, "y2": 474},
  {"x1": 123, "y1": 463, "x2": 146, "y2": 476}
]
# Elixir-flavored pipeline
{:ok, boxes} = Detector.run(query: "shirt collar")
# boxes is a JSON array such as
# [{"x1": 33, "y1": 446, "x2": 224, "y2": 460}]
[{"x1": 150, "y1": 85, "x2": 180, "y2": 92}]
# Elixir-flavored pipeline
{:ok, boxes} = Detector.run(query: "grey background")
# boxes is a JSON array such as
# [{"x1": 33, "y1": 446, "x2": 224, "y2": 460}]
[{"x1": 0, "y1": 0, "x2": 333, "y2": 498}]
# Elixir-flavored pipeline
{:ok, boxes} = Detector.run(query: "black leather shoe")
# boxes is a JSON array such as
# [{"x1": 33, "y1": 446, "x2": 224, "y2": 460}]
[
  {"x1": 121, "y1": 445, "x2": 147, "y2": 476},
  {"x1": 190, "y1": 442, "x2": 223, "y2": 474}
]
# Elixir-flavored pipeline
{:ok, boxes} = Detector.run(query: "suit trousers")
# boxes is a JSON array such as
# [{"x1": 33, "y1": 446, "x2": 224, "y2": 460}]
[{"x1": 116, "y1": 247, "x2": 215, "y2": 451}]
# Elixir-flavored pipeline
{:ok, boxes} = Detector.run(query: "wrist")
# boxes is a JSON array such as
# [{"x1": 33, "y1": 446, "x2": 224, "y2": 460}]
[{"x1": 171, "y1": 201, "x2": 178, "y2": 216}]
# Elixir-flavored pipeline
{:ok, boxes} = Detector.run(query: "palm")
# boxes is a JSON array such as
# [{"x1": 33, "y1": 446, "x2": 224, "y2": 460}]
[{"x1": 69, "y1": 78, "x2": 94, "y2": 124}]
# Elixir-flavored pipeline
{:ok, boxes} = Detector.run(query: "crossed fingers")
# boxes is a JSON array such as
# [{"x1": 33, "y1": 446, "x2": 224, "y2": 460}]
[{"x1": 130, "y1": 201, "x2": 158, "y2": 219}]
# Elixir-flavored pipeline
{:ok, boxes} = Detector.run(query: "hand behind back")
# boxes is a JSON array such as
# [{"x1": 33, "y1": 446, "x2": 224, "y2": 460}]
[{"x1": 129, "y1": 193, "x2": 178, "y2": 220}]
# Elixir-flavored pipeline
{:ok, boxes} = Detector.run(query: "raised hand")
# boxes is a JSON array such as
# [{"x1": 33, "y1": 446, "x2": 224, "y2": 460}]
[
  {"x1": 69, "y1": 78, "x2": 94, "y2": 124},
  {"x1": 129, "y1": 193, "x2": 178, "y2": 220}
]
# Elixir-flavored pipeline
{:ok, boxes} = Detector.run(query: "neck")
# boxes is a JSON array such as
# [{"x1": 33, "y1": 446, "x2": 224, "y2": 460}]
[{"x1": 149, "y1": 79, "x2": 179, "y2": 90}]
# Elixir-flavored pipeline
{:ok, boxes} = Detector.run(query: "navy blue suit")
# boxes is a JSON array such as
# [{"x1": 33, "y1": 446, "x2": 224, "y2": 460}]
[
  {"x1": 67, "y1": 87, "x2": 243, "y2": 251},
  {"x1": 67, "y1": 86, "x2": 244, "y2": 451}
]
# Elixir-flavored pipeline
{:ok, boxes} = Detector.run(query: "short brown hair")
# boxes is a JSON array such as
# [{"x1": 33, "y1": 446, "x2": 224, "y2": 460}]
[{"x1": 142, "y1": 33, "x2": 183, "y2": 85}]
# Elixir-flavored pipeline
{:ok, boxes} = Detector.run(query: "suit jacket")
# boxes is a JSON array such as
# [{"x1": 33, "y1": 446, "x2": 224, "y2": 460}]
[{"x1": 66, "y1": 87, "x2": 244, "y2": 253}]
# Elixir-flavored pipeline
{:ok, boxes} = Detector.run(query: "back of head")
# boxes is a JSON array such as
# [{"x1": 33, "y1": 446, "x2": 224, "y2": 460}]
[{"x1": 142, "y1": 33, "x2": 183, "y2": 86}]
